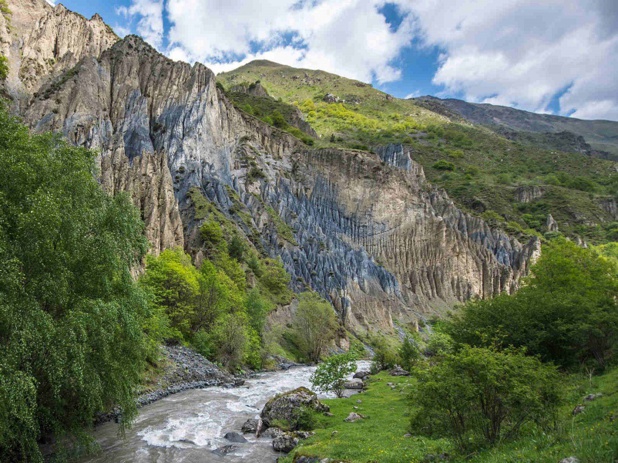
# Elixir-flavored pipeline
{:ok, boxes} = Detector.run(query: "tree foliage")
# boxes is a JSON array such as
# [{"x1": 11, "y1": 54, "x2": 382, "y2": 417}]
[
  {"x1": 445, "y1": 238, "x2": 618, "y2": 369},
  {"x1": 311, "y1": 353, "x2": 357, "y2": 398},
  {"x1": 291, "y1": 292, "x2": 338, "y2": 363},
  {"x1": 0, "y1": 106, "x2": 149, "y2": 461},
  {"x1": 410, "y1": 346, "x2": 562, "y2": 451}
]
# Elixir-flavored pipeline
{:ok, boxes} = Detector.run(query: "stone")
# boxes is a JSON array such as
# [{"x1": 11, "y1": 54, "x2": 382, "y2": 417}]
[
  {"x1": 261, "y1": 387, "x2": 329, "y2": 429},
  {"x1": 547, "y1": 214, "x2": 559, "y2": 232},
  {"x1": 389, "y1": 366, "x2": 410, "y2": 376},
  {"x1": 559, "y1": 457, "x2": 579, "y2": 463},
  {"x1": 241, "y1": 418, "x2": 259, "y2": 434},
  {"x1": 272, "y1": 433, "x2": 300, "y2": 453},
  {"x1": 584, "y1": 393, "x2": 602, "y2": 401},
  {"x1": 261, "y1": 427, "x2": 284, "y2": 439},
  {"x1": 224, "y1": 432, "x2": 247, "y2": 443},
  {"x1": 343, "y1": 378, "x2": 364, "y2": 389},
  {"x1": 344, "y1": 412, "x2": 364, "y2": 422},
  {"x1": 212, "y1": 445, "x2": 236, "y2": 456},
  {"x1": 572, "y1": 405, "x2": 585, "y2": 415},
  {"x1": 353, "y1": 371, "x2": 370, "y2": 379}
]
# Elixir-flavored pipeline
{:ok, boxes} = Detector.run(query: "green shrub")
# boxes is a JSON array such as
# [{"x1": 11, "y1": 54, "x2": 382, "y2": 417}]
[
  {"x1": 311, "y1": 352, "x2": 357, "y2": 398},
  {"x1": 432, "y1": 160, "x2": 455, "y2": 171},
  {"x1": 410, "y1": 346, "x2": 562, "y2": 451}
]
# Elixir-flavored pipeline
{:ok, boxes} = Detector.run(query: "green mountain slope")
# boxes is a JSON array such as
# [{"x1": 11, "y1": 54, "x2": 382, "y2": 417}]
[{"x1": 218, "y1": 60, "x2": 618, "y2": 244}]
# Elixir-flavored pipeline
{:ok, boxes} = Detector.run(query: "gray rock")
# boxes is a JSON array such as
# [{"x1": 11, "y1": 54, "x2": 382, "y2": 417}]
[
  {"x1": 584, "y1": 393, "x2": 602, "y2": 401},
  {"x1": 212, "y1": 445, "x2": 236, "y2": 456},
  {"x1": 261, "y1": 427, "x2": 284, "y2": 439},
  {"x1": 559, "y1": 457, "x2": 579, "y2": 463},
  {"x1": 261, "y1": 387, "x2": 329, "y2": 429},
  {"x1": 344, "y1": 412, "x2": 364, "y2": 422},
  {"x1": 389, "y1": 366, "x2": 410, "y2": 376},
  {"x1": 353, "y1": 371, "x2": 370, "y2": 379},
  {"x1": 241, "y1": 418, "x2": 259, "y2": 434},
  {"x1": 343, "y1": 378, "x2": 364, "y2": 389},
  {"x1": 572, "y1": 405, "x2": 585, "y2": 415},
  {"x1": 224, "y1": 432, "x2": 247, "y2": 443},
  {"x1": 272, "y1": 433, "x2": 299, "y2": 453}
]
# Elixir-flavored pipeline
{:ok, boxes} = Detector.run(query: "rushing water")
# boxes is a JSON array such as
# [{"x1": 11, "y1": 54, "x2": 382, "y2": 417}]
[{"x1": 80, "y1": 362, "x2": 370, "y2": 463}]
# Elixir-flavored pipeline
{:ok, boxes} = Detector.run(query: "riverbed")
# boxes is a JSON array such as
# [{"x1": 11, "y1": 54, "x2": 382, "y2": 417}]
[{"x1": 80, "y1": 361, "x2": 370, "y2": 462}]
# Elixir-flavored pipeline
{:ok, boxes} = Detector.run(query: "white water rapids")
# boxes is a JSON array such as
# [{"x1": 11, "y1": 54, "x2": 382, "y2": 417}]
[{"x1": 80, "y1": 361, "x2": 370, "y2": 463}]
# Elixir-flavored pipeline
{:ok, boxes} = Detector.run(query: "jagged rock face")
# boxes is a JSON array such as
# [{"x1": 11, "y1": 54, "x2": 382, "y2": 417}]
[
  {"x1": 1, "y1": 0, "x2": 118, "y2": 111},
  {"x1": 515, "y1": 185, "x2": 545, "y2": 203},
  {"x1": 9, "y1": 5, "x2": 540, "y2": 332},
  {"x1": 599, "y1": 197, "x2": 618, "y2": 220}
]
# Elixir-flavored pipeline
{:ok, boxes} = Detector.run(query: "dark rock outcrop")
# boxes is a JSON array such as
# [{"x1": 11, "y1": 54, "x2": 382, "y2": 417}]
[{"x1": 261, "y1": 387, "x2": 329, "y2": 429}]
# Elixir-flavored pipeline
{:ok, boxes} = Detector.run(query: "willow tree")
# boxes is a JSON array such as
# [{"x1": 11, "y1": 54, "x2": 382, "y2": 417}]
[{"x1": 0, "y1": 106, "x2": 149, "y2": 461}]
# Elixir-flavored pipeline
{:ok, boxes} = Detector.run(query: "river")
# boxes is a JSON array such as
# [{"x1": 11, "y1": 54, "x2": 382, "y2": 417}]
[{"x1": 80, "y1": 361, "x2": 371, "y2": 463}]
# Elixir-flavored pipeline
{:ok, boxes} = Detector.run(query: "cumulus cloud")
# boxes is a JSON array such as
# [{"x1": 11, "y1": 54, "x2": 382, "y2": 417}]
[
  {"x1": 164, "y1": 0, "x2": 414, "y2": 84},
  {"x1": 400, "y1": 0, "x2": 618, "y2": 120},
  {"x1": 116, "y1": 0, "x2": 617, "y2": 120},
  {"x1": 117, "y1": 0, "x2": 164, "y2": 48}
]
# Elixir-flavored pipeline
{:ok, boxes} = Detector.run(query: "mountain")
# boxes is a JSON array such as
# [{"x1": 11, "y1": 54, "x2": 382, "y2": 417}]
[
  {"x1": 218, "y1": 60, "x2": 618, "y2": 244},
  {"x1": 0, "y1": 0, "x2": 597, "y2": 336},
  {"x1": 414, "y1": 95, "x2": 618, "y2": 159}
]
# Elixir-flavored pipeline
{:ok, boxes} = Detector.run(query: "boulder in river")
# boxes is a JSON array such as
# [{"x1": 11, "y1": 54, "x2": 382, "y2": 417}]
[
  {"x1": 212, "y1": 445, "x2": 236, "y2": 456},
  {"x1": 353, "y1": 371, "x2": 370, "y2": 379},
  {"x1": 224, "y1": 432, "x2": 247, "y2": 443},
  {"x1": 241, "y1": 418, "x2": 259, "y2": 434},
  {"x1": 261, "y1": 387, "x2": 329, "y2": 429}
]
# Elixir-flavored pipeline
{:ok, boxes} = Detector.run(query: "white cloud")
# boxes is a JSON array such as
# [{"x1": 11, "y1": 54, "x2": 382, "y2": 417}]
[
  {"x1": 164, "y1": 0, "x2": 413, "y2": 84},
  {"x1": 116, "y1": 0, "x2": 618, "y2": 120},
  {"x1": 399, "y1": 0, "x2": 618, "y2": 120},
  {"x1": 117, "y1": 0, "x2": 164, "y2": 48}
]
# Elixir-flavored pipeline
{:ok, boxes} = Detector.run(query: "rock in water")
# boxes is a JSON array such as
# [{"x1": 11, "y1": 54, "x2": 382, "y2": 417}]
[
  {"x1": 241, "y1": 418, "x2": 259, "y2": 434},
  {"x1": 261, "y1": 387, "x2": 329, "y2": 429},
  {"x1": 353, "y1": 371, "x2": 370, "y2": 379},
  {"x1": 212, "y1": 445, "x2": 236, "y2": 456},
  {"x1": 224, "y1": 432, "x2": 247, "y2": 443}
]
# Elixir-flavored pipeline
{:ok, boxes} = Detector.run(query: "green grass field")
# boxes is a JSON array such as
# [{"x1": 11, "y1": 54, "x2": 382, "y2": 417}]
[{"x1": 282, "y1": 369, "x2": 618, "y2": 463}]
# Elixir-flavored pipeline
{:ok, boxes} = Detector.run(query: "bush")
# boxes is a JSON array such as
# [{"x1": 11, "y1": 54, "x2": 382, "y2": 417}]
[
  {"x1": 432, "y1": 160, "x2": 455, "y2": 171},
  {"x1": 371, "y1": 336, "x2": 399, "y2": 372},
  {"x1": 410, "y1": 346, "x2": 562, "y2": 451},
  {"x1": 290, "y1": 292, "x2": 338, "y2": 362},
  {"x1": 399, "y1": 337, "x2": 421, "y2": 370},
  {"x1": 445, "y1": 238, "x2": 618, "y2": 369},
  {"x1": 311, "y1": 353, "x2": 357, "y2": 398}
]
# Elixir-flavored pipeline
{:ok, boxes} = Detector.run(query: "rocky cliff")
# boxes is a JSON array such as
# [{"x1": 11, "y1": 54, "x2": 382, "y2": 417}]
[{"x1": 2, "y1": 0, "x2": 540, "y2": 333}]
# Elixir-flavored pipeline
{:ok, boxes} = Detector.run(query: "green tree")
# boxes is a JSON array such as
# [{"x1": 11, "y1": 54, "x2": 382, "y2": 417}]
[
  {"x1": 228, "y1": 234, "x2": 246, "y2": 262},
  {"x1": 410, "y1": 346, "x2": 562, "y2": 451},
  {"x1": 209, "y1": 312, "x2": 250, "y2": 370},
  {"x1": 291, "y1": 292, "x2": 338, "y2": 362},
  {"x1": 399, "y1": 337, "x2": 421, "y2": 370},
  {"x1": 446, "y1": 239, "x2": 618, "y2": 369},
  {"x1": 0, "y1": 106, "x2": 149, "y2": 461},
  {"x1": 140, "y1": 248, "x2": 200, "y2": 340},
  {"x1": 311, "y1": 353, "x2": 357, "y2": 398}
]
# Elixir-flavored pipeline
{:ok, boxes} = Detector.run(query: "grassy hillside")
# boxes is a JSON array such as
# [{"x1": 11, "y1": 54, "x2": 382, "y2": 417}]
[{"x1": 218, "y1": 61, "x2": 618, "y2": 243}]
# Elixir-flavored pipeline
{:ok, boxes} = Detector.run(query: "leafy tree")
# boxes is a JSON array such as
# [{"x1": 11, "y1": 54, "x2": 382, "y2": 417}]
[
  {"x1": 0, "y1": 106, "x2": 149, "y2": 461},
  {"x1": 410, "y1": 346, "x2": 562, "y2": 451},
  {"x1": 228, "y1": 234, "x2": 246, "y2": 262},
  {"x1": 140, "y1": 248, "x2": 200, "y2": 340},
  {"x1": 399, "y1": 337, "x2": 421, "y2": 370},
  {"x1": 445, "y1": 239, "x2": 618, "y2": 369},
  {"x1": 259, "y1": 257, "x2": 292, "y2": 303},
  {"x1": 311, "y1": 353, "x2": 357, "y2": 398},
  {"x1": 291, "y1": 292, "x2": 338, "y2": 362},
  {"x1": 209, "y1": 312, "x2": 250, "y2": 370},
  {"x1": 370, "y1": 335, "x2": 399, "y2": 372},
  {"x1": 245, "y1": 287, "x2": 272, "y2": 334}
]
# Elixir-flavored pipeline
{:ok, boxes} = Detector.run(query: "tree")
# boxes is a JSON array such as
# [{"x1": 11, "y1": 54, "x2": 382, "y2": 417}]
[
  {"x1": 399, "y1": 337, "x2": 421, "y2": 371},
  {"x1": 209, "y1": 313, "x2": 250, "y2": 370},
  {"x1": 410, "y1": 346, "x2": 562, "y2": 451},
  {"x1": 445, "y1": 238, "x2": 618, "y2": 369},
  {"x1": 0, "y1": 106, "x2": 149, "y2": 461},
  {"x1": 311, "y1": 353, "x2": 357, "y2": 398},
  {"x1": 291, "y1": 292, "x2": 338, "y2": 362}
]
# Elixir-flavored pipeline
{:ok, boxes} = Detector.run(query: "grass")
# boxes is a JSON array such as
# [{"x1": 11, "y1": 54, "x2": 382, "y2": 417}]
[{"x1": 282, "y1": 368, "x2": 618, "y2": 463}]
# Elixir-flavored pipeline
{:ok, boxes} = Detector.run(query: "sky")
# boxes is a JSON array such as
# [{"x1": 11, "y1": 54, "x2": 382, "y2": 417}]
[{"x1": 48, "y1": 0, "x2": 618, "y2": 121}]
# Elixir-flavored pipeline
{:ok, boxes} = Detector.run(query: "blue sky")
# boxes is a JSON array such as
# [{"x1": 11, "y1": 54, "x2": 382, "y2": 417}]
[{"x1": 50, "y1": 0, "x2": 618, "y2": 121}]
